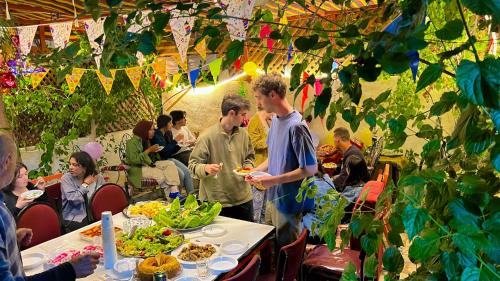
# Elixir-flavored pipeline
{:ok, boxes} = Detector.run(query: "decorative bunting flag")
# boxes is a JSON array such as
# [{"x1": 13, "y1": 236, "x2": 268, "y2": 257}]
[
  {"x1": 169, "y1": 6, "x2": 196, "y2": 63},
  {"x1": 267, "y1": 38, "x2": 274, "y2": 52},
  {"x1": 189, "y1": 68, "x2": 201, "y2": 88},
  {"x1": 209, "y1": 58, "x2": 222, "y2": 83},
  {"x1": 84, "y1": 18, "x2": 106, "y2": 69},
  {"x1": 49, "y1": 22, "x2": 72, "y2": 49},
  {"x1": 172, "y1": 73, "x2": 181, "y2": 87},
  {"x1": 408, "y1": 51, "x2": 419, "y2": 82},
  {"x1": 259, "y1": 24, "x2": 271, "y2": 40},
  {"x1": 301, "y1": 72, "x2": 309, "y2": 112},
  {"x1": 332, "y1": 61, "x2": 339, "y2": 71},
  {"x1": 287, "y1": 44, "x2": 293, "y2": 62},
  {"x1": 65, "y1": 68, "x2": 86, "y2": 94},
  {"x1": 151, "y1": 57, "x2": 167, "y2": 80},
  {"x1": 17, "y1": 25, "x2": 38, "y2": 56},
  {"x1": 125, "y1": 66, "x2": 142, "y2": 90},
  {"x1": 221, "y1": 0, "x2": 257, "y2": 41},
  {"x1": 279, "y1": 14, "x2": 288, "y2": 31},
  {"x1": 194, "y1": 39, "x2": 207, "y2": 61},
  {"x1": 172, "y1": 53, "x2": 188, "y2": 72},
  {"x1": 234, "y1": 58, "x2": 241, "y2": 71},
  {"x1": 31, "y1": 69, "x2": 48, "y2": 89},
  {"x1": 314, "y1": 79, "x2": 323, "y2": 96},
  {"x1": 96, "y1": 70, "x2": 116, "y2": 95}
]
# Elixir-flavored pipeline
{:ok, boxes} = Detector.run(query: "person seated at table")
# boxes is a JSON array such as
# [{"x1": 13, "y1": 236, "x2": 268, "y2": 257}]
[
  {"x1": 189, "y1": 94, "x2": 255, "y2": 221},
  {"x1": 1, "y1": 163, "x2": 50, "y2": 217},
  {"x1": 61, "y1": 151, "x2": 105, "y2": 232},
  {"x1": 0, "y1": 131, "x2": 100, "y2": 281},
  {"x1": 169, "y1": 110, "x2": 196, "y2": 166},
  {"x1": 125, "y1": 120, "x2": 183, "y2": 200},
  {"x1": 151, "y1": 114, "x2": 195, "y2": 195},
  {"x1": 332, "y1": 127, "x2": 370, "y2": 201}
]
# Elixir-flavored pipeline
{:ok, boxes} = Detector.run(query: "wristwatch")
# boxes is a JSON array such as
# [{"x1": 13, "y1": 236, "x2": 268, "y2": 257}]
[{"x1": 82, "y1": 182, "x2": 89, "y2": 188}]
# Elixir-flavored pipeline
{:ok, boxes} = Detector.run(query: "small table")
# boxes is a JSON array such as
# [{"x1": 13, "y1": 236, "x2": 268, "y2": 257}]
[{"x1": 22, "y1": 214, "x2": 275, "y2": 280}]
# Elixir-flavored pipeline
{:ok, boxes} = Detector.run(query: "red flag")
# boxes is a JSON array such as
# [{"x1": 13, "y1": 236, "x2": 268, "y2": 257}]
[
  {"x1": 260, "y1": 24, "x2": 271, "y2": 40},
  {"x1": 234, "y1": 58, "x2": 241, "y2": 71},
  {"x1": 301, "y1": 72, "x2": 309, "y2": 112}
]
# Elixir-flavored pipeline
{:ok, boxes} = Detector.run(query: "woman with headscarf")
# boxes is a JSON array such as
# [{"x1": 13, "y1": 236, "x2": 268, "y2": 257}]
[{"x1": 125, "y1": 120, "x2": 182, "y2": 199}]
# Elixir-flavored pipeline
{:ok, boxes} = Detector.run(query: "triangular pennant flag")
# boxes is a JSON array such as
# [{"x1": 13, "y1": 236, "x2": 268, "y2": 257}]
[
  {"x1": 221, "y1": 0, "x2": 256, "y2": 41},
  {"x1": 243, "y1": 45, "x2": 249, "y2": 62},
  {"x1": 31, "y1": 69, "x2": 48, "y2": 89},
  {"x1": 209, "y1": 58, "x2": 222, "y2": 83},
  {"x1": 234, "y1": 58, "x2": 241, "y2": 71},
  {"x1": 194, "y1": 39, "x2": 207, "y2": 61},
  {"x1": 96, "y1": 70, "x2": 116, "y2": 95},
  {"x1": 84, "y1": 18, "x2": 106, "y2": 69},
  {"x1": 65, "y1": 68, "x2": 86, "y2": 94},
  {"x1": 189, "y1": 68, "x2": 200, "y2": 88},
  {"x1": 172, "y1": 53, "x2": 188, "y2": 72},
  {"x1": 287, "y1": 44, "x2": 293, "y2": 62},
  {"x1": 49, "y1": 22, "x2": 72, "y2": 49},
  {"x1": 267, "y1": 38, "x2": 274, "y2": 52},
  {"x1": 301, "y1": 72, "x2": 309, "y2": 112},
  {"x1": 151, "y1": 57, "x2": 167, "y2": 80},
  {"x1": 17, "y1": 25, "x2": 38, "y2": 56},
  {"x1": 169, "y1": 6, "x2": 196, "y2": 63},
  {"x1": 408, "y1": 51, "x2": 419, "y2": 82},
  {"x1": 279, "y1": 14, "x2": 288, "y2": 26},
  {"x1": 314, "y1": 79, "x2": 323, "y2": 96},
  {"x1": 260, "y1": 24, "x2": 271, "y2": 40},
  {"x1": 125, "y1": 66, "x2": 142, "y2": 90},
  {"x1": 172, "y1": 73, "x2": 181, "y2": 86}
]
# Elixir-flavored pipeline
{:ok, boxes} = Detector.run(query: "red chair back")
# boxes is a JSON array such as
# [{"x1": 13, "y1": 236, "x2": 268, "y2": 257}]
[
  {"x1": 17, "y1": 203, "x2": 61, "y2": 249},
  {"x1": 90, "y1": 183, "x2": 129, "y2": 221},
  {"x1": 45, "y1": 182, "x2": 62, "y2": 212},
  {"x1": 276, "y1": 229, "x2": 309, "y2": 281},
  {"x1": 226, "y1": 255, "x2": 261, "y2": 281}
]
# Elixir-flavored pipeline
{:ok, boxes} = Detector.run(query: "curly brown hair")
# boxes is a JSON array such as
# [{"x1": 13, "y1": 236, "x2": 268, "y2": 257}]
[{"x1": 252, "y1": 73, "x2": 287, "y2": 99}]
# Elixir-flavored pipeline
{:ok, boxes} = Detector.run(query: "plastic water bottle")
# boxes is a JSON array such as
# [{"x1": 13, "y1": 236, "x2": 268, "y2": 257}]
[{"x1": 101, "y1": 211, "x2": 117, "y2": 269}]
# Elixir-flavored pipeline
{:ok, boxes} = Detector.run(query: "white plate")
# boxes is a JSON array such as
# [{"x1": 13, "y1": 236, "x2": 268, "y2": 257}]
[
  {"x1": 208, "y1": 256, "x2": 238, "y2": 274},
  {"x1": 22, "y1": 252, "x2": 46, "y2": 270},
  {"x1": 22, "y1": 190, "x2": 44, "y2": 200},
  {"x1": 202, "y1": 225, "x2": 227, "y2": 238},
  {"x1": 175, "y1": 277, "x2": 202, "y2": 281},
  {"x1": 171, "y1": 243, "x2": 220, "y2": 267},
  {"x1": 248, "y1": 171, "x2": 272, "y2": 178},
  {"x1": 232, "y1": 168, "x2": 252, "y2": 176},
  {"x1": 220, "y1": 240, "x2": 248, "y2": 255}
]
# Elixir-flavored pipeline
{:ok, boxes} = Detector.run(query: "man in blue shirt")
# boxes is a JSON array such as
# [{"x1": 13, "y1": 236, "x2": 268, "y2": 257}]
[{"x1": 247, "y1": 73, "x2": 317, "y2": 247}]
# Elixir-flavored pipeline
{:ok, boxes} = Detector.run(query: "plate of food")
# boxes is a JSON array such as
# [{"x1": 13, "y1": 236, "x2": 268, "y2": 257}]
[
  {"x1": 79, "y1": 224, "x2": 122, "y2": 241},
  {"x1": 171, "y1": 242, "x2": 220, "y2": 266},
  {"x1": 153, "y1": 195, "x2": 222, "y2": 231},
  {"x1": 123, "y1": 201, "x2": 168, "y2": 219},
  {"x1": 116, "y1": 225, "x2": 184, "y2": 257},
  {"x1": 233, "y1": 167, "x2": 253, "y2": 176},
  {"x1": 322, "y1": 162, "x2": 338, "y2": 169},
  {"x1": 22, "y1": 190, "x2": 44, "y2": 200},
  {"x1": 317, "y1": 144, "x2": 337, "y2": 157},
  {"x1": 136, "y1": 253, "x2": 182, "y2": 280}
]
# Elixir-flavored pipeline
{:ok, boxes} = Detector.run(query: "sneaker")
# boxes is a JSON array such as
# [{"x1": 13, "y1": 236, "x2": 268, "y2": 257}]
[{"x1": 168, "y1": 192, "x2": 184, "y2": 200}]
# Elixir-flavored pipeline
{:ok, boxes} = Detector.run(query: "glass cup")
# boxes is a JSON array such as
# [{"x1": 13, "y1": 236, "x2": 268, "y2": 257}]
[{"x1": 196, "y1": 258, "x2": 209, "y2": 278}]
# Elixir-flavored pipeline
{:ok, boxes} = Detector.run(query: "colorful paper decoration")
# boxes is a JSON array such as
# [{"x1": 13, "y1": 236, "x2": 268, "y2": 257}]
[
  {"x1": 84, "y1": 18, "x2": 106, "y2": 69},
  {"x1": 234, "y1": 58, "x2": 241, "y2": 71},
  {"x1": 31, "y1": 69, "x2": 48, "y2": 89},
  {"x1": 259, "y1": 24, "x2": 271, "y2": 40},
  {"x1": 96, "y1": 70, "x2": 116, "y2": 95},
  {"x1": 209, "y1": 58, "x2": 222, "y2": 83},
  {"x1": 280, "y1": 14, "x2": 288, "y2": 26},
  {"x1": 194, "y1": 39, "x2": 207, "y2": 61},
  {"x1": 49, "y1": 22, "x2": 72, "y2": 49},
  {"x1": 408, "y1": 51, "x2": 419, "y2": 82},
  {"x1": 172, "y1": 73, "x2": 181, "y2": 86},
  {"x1": 65, "y1": 68, "x2": 86, "y2": 94},
  {"x1": 221, "y1": 0, "x2": 257, "y2": 41},
  {"x1": 172, "y1": 53, "x2": 188, "y2": 72},
  {"x1": 243, "y1": 61, "x2": 258, "y2": 76},
  {"x1": 125, "y1": 66, "x2": 142, "y2": 90},
  {"x1": 287, "y1": 44, "x2": 293, "y2": 62},
  {"x1": 189, "y1": 68, "x2": 200, "y2": 88},
  {"x1": 267, "y1": 38, "x2": 274, "y2": 52},
  {"x1": 314, "y1": 79, "x2": 323, "y2": 96},
  {"x1": 151, "y1": 57, "x2": 167, "y2": 80},
  {"x1": 301, "y1": 72, "x2": 309, "y2": 112},
  {"x1": 169, "y1": 6, "x2": 196, "y2": 63},
  {"x1": 17, "y1": 25, "x2": 38, "y2": 56}
]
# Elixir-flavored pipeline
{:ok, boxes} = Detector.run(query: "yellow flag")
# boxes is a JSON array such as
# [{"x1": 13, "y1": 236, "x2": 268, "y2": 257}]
[
  {"x1": 172, "y1": 73, "x2": 181, "y2": 87},
  {"x1": 194, "y1": 39, "x2": 207, "y2": 61},
  {"x1": 280, "y1": 14, "x2": 288, "y2": 25},
  {"x1": 172, "y1": 53, "x2": 188, "y2": 72},
  {"x1": 31, "y1": 70, "x2": 48, "y2": 89},
  {"x1": 65, "y1": 68, "x2": 86, "y2": 94},
  {"x1": 151, "y1": 57, "x2": 167, "y2": 80},
  {"x1": 125, "y1": 66, "x2": 142, "y2": 90},
  {"x1": 96, "y1": 70, "x2": 116, "y2": 95}
]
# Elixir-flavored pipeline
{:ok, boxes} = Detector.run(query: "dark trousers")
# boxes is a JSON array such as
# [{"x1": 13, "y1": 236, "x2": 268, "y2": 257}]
[
  {"x1": 173, "y1": 150, "x2": 191, "y2": 166},
  {"x1": 220, "y1": 200, "x2": 254, "y2": 222}
]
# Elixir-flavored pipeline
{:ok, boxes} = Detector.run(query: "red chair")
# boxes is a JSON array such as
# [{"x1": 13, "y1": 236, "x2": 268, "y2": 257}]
[
  {"x1": 225, "y1": 255, "x2": 261, "y2": 281},
  {"x1": 259, "y1": 229, "x2": 309, "y2": 281},
  {"x1": 17, "y1": 202, "x2": 62, "y2": 249},
  {"x1": 89, "y1": 183, "x2": 129, "y2": 221},
  {"x1": 45, "y1": 182, "x2": 62, "y2": 213}
]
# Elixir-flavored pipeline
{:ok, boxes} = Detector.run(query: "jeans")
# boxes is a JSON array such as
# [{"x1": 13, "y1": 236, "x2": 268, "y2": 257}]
[{"x1": 169, "y1": 158, "x2": 194, "y2": 194}]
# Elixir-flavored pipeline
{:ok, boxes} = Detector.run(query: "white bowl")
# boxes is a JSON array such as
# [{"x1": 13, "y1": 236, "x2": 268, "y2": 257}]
[
  {"x1": 208, "y1": 256, "x2": 238, "y2": 274},
  {"x1": 202, "y1": 225, "x2": 226, "y2": 237},
  {"x1": 113, "y1": 258, "x2": 136, "y2": 280},
  {"x1": 220, "y1": 240, "x2": 248, "y2": 255}
]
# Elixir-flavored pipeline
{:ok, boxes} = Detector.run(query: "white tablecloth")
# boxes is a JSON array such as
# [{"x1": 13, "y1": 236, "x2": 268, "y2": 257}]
[{"x1": 21, "y1": 214, "x2": 275, "y2": 280}]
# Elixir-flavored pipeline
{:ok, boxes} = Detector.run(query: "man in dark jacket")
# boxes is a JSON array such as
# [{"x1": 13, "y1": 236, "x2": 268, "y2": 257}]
[
  {"x1": 151, "y1": 115, "x2": 194, "y2": 194},
  {"x1": 0, "y1": 131, "x2": 99, "y2": 281}
]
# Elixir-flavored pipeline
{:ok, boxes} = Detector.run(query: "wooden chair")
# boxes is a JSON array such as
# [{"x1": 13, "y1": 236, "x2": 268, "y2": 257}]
[{"x1": 17, "y1": 202, "x2": 62, "y2": 249}]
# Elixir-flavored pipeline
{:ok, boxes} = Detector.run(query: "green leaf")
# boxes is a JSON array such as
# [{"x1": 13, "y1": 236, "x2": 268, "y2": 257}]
[
  {"x1": 339, "y1": 24, "x2": 360, "y2": 38},
  {"x1": 388, "y1": 230, "x2": 404, "y2": 247},
  {"x1": 294, "y1": 35, "x2": 319, "y2": 52},
  {"x1": 461, "y1": 0, "x2": 500, "y2": 22},
  {"x1": 350, "y1": 213, "x2": 374, "y2": 237},
  {"x1": 207, "y1": 36, "x2": 223, "y2": 52},
  {"x1": 339, "y1": 262, "x2": 358, "y2": 281},
  {"x1": 388, "y1": 116, "x2": 407, "y2": 134},
  {"x1": 225, "y1": 40, "x2": 244, "y2": 66},
  {"x1": 383, "y1": 246, "x2": 404, "y2": 274},
  {"x1": 207, "y1": 7, "x2": 222, "y2": 19},
  {"x1": 263, "y1": 53, "x2": 274, "y2": 73},
  {"x1": 490, "y1": 109, "x2": 500, "y2": 130},
  {"x1": 361, "y1": 233, "x2": 379, "y2": 255},
  {"x1": 365, "y1": 112, "x2": 376, "y2": 128},
  {"x1": 491, "y1": 141, "x2": 500, "y2": 172},
  {"x1": 138, "y1": 31, "x2": 155, "y2": 55},
  {"x1": 448, "y1": 199, "x2": 480, "y2": 231},
  {"x1": 386, "y1": 132, "x2": 408, "y2": 149},
  {"x1": 375, "y1": 89, "x2": 391, "y2": 103},
  {"x1": 408, "y1": 230, "x2": 440, "y2": 262},
  {"x1": 106, "y1": 0, "x2": 122, "y2": 7},
  {"x1": 441, "y1": 252, "x2": 461, "y2": 280},
  {"x1": 453, "y1": 233, "x2": 476, "y2": 257},
  {"x1": 415, "y1": 63, "x2": 443, "y2": 93},
  {"x1": 457, "y1": 59, "x2": 500, "y2": 109},
  {"x1": 461, "y1": 266, "x2": 480, "y2": 281},
  {"x1": 464, "y1": 128, "x2": 493, "y2": 155},
  {"x1": 435, "y1": 19, "x2": 464, "y2": 40},
  {"x1": 364, "y1": 255, "x2": 378, "y2": 278},
  {"x1": 269, "y1": 30, "x2": 282, "y2": 40},
  {"x1": 326, "y1": 113, "x2": 337, "y2": 130},
  {"x1": 84, "y1": 0, "x2": 101, "y2": 21},
  {"x1": 416, "y1": 124, "x2": 440, "y2": 139},
  {"x1": 290, "y1": 63, "x2": 304, "y2": 90},
  {"x1": 314, "y1": 88, "x2": 332, "y2": 118},
  {"x1": 358, "y1": 57, "x2": 382, "y2": 82},
  {"x1": 320, "y1": 58, "x2": 333, "y2": 74},
  {"x1": 381, "y1": 52, "x2": 410, "y2": 74},
  {"x1": 402, "y1": 204, "x2": 429, "y2": 239},
  {"x1": 153, "y1": 13, "x2": 170, "y2": 33},
  {"x1": 430, "y1": 91, "x2": 458, "y2": 116}
]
